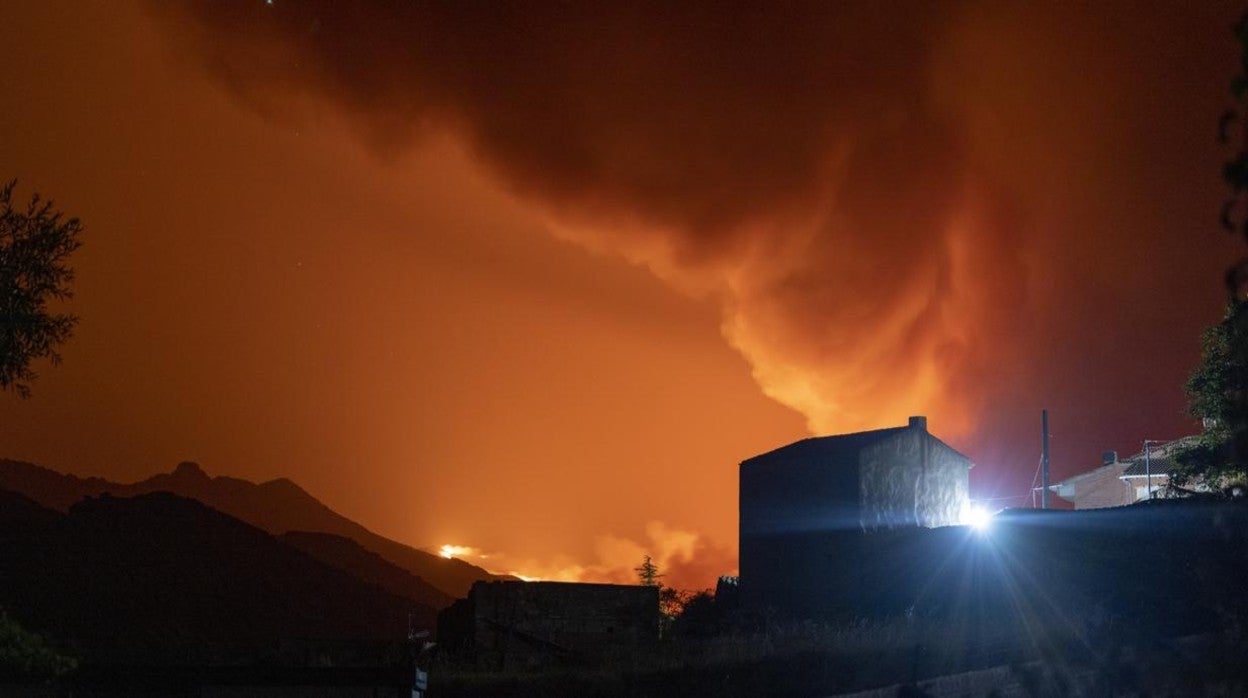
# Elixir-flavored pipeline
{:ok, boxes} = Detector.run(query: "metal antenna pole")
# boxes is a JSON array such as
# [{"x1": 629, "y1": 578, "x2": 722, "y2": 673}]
[{"x1": 1042, "y1": 409, "x2": 1050, "y2": 509}]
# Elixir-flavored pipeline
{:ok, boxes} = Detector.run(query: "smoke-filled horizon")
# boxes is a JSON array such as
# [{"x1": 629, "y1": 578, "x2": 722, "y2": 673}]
[{"x1": 2, "y1": 1, "x2": 1243, "y2": 588}]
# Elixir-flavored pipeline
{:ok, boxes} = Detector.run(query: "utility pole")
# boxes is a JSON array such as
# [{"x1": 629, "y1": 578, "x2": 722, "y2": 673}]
[
  {"x1": 1143, "y1": 439, "x2": 1159, "y2": 501},
  {"x1": 1042, "y1": 409, "x2": 1051, "y2": 509}
]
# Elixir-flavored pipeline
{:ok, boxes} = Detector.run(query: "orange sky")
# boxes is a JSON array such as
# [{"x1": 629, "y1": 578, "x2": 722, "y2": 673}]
[{"x1": 1, "y1": 1, "x2": 1244, "y2": 588}]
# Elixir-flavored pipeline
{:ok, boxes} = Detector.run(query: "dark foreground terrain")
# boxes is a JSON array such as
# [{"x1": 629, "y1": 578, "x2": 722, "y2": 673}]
[
  {"x1": 0, "y1": 489, "x2": 427, "y2": 666},
  {"x1": 4, "y1": 497, "x2": 1247, "y2": 696},
  {"x1": 432, "y1": 498, "x2": 1248, "y2": 697}
]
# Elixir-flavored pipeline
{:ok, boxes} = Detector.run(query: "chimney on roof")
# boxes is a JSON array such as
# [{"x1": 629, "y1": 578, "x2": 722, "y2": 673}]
[
  {"x1": 908, "y1": 416, "x2": 927, "y2": 432},
  {"x1": 1102, "y1": 451, "x2": 1117, "y2": 465}
]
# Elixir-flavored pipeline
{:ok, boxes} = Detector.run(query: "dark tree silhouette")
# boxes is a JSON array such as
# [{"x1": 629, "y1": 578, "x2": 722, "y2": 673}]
[
  {"x1": 634, "y1": 555, "x2": 662, "y2": 587},
  {"x1": 1176, "y1": 302, "x2": 1248, "y2": 487},
  {"x1": 0, "y1": 181, "x2": 83, "y2": 398},
  {"x1": 667, "y1": 589, "x2": 720, "y2": 638},
  {"x1": 1198, "y1": 13, "x2": 1248, "y2": 477}
]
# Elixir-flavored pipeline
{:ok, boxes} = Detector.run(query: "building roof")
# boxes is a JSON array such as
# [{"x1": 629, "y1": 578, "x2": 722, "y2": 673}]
[
  {"x1": 740, "y1": 426, "x2": 910, "y2": 467},
  {"x1": 1049, "y1": 462, "x2": 1128, "y2": 497},
  {"x1": 740, "y1": 418, "x2": 972, "y2": 469},
  {"x1": 1121, "y1": 458, "x2": 1173, "y2": 478},
  {"x1": 1119, "y1": 435, "x2": 1201, "y2": 479}
]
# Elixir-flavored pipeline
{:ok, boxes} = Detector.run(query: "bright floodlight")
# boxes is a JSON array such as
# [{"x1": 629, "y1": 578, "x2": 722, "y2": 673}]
[{"x1": 961, "y1": 505, "x2": 993, "y2": 531}]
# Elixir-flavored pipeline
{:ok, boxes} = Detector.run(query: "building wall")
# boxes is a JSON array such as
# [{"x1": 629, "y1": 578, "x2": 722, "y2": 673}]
[
  {"x1": 739, "y1": 446, "x2": 860, "y2": 604},
  {"x1": 1067, "y1": 465, "x2": 1133, "y2": 508},
  {"x1": 1126, "y1": 475, "x2": 1171, "y2": 503},
  {"x1": 440, "y1": 581, "x2": 658, "y2": 671},
  {"x1": 739, "y1": 450, "x2": 861, "y2": 538},
  {"x1": 739, "y1": 424, "x2": 971, "y2": 615},
  {"x1": 858, "y1": 431, "x2": 969, "y2": 528},
  {"x1": 1054, "y1": 466, "x2": 1171, "y2": 509}
]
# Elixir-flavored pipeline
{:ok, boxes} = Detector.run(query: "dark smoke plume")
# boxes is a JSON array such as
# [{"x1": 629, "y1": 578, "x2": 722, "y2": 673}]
[{"x1": 150, "y1": 1, "x2": 1240, "y2": 460}]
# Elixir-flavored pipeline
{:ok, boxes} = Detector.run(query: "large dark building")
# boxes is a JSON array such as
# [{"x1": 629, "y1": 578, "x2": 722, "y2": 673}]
[{"x1": 739, "y1": 416, "x2": 972, "y2": 615}]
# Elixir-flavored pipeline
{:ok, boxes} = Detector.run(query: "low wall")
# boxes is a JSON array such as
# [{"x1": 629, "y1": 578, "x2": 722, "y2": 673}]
[{"x1": 743, "y1": 500, "x2": 1248, "y2": 642}]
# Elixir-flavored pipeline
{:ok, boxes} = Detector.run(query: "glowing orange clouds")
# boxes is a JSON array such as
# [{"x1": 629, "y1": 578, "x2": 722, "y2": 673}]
[
  {"x1": 141, "y1": 2, "x2": 1057, "y2": 443},
  {"x1": 1, "y1": 1, "x2": 1241, "y2": 596},
  {"x1": 147, "y1": 0, "x2": 1246, "y2": 553}
]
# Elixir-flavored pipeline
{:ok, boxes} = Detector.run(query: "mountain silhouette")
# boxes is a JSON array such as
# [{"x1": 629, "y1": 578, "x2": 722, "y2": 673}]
[
  {"x1": 0, "y1": 486, "x2": 59, "y2": 529},
  {"x1": 0, "y1": 459, "x2": 509, "y2": 599},
  {"x1": 0, "y1": 489, "x2": 434, "y2": 665},
  {"x1": 280, "y1": 531, "x2": 454, "y2": 610}
]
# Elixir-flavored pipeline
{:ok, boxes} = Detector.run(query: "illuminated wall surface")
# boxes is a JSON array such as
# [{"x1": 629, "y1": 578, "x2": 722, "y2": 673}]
[
  {"x1": 858, "y1": 429, "x2": 971, "y2": 529},
  {"x1": 739, "y1": 417, "x2": 972, "y2": 610},
  {"x1": 739, "y1": 417, "x2": 970, "y2": 537}
]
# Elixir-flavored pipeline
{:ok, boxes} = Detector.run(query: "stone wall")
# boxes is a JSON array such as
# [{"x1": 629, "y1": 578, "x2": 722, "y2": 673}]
[
  {"x1": 743, "y1": 500, "x2": 1248, "y2": 640},
  {"x1": 439, "y1": 581, "x2": 658, "y2": 671}
]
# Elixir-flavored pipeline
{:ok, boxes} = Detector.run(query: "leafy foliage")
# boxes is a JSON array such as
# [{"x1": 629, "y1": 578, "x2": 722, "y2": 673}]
[
  {"x1": 666, "y1": 590, "x2": 721, "y2": 639},
  {"x1": 1175, "y1": 303, "x2": 1248, "y2": 488},
  {"x1": 0, "y1": 612, "x2": 76, "y2": 682},
  {"x1": 0, "y1": 180, "x2": 83, "y2": 398},
  {"x1": 1181, "y1": 12, "x2": 1248, "y2": 488},
  {"x1": 1186, "y1": 303, "x2": 1245, "y2": 425}
]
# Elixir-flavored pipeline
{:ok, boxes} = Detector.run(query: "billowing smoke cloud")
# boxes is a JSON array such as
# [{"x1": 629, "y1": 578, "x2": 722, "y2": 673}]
[{"x1": 148, "y1": 2, "x2": 1239, "y2": 465}]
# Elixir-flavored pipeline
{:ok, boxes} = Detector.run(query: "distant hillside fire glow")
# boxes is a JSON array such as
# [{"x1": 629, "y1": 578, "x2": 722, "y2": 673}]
[{"x1": 439, "y1": 544, "x2": 477, "y2": 560}]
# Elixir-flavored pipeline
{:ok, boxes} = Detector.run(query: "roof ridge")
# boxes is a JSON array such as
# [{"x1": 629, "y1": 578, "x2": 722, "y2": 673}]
[{"x1": 741, "y1": 424, "x2": 918, "y2": 465}]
